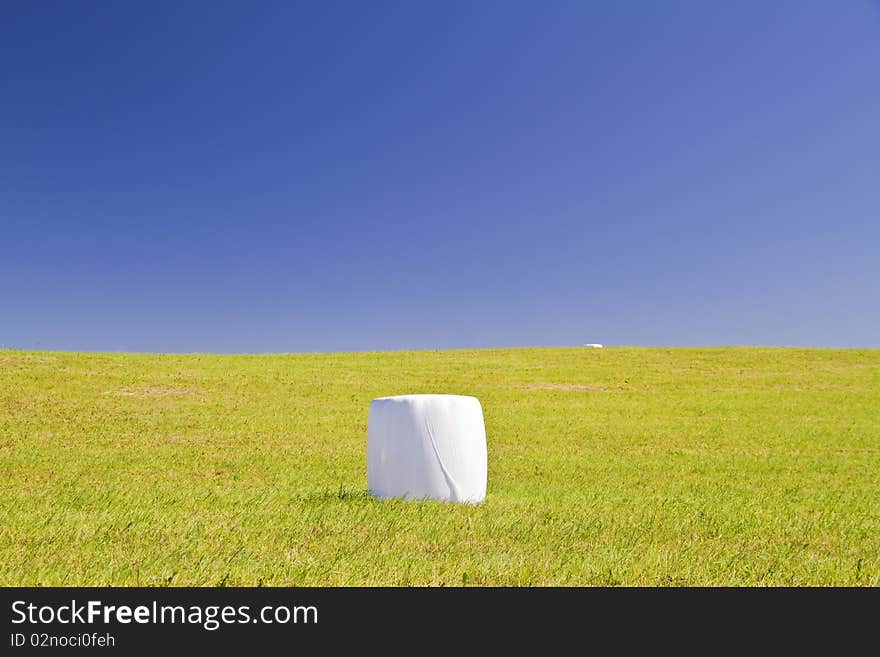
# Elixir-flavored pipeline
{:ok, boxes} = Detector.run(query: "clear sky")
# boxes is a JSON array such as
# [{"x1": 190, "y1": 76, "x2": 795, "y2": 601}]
[{"x1": 2, "y1": 2, "x2": 878, "y2": 353}]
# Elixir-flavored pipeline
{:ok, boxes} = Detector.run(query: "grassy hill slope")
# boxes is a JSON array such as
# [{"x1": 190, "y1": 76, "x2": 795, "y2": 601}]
[{"x1": 1, "y1": 346, "x2": 878, "y2": 585}]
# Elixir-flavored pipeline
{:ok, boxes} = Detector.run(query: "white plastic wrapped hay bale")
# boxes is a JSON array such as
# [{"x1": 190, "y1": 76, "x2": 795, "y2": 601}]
[{"x1": 367, "y1": 394, "x2": 487, "y2": 503}]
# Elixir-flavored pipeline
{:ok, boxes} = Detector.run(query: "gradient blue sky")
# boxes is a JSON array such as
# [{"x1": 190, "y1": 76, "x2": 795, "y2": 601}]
[{"x1": 2, "y1": 2, "x2": 878, "y2": 353}]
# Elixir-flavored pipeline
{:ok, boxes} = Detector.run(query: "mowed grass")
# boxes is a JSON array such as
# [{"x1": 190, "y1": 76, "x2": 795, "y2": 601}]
[{"x1": 1, "y1": 346, "x2": 878, "y2": 586}]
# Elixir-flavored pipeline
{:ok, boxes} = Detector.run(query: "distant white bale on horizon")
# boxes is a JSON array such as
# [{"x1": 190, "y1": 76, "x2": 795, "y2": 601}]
[
  {"x1": 367, "y1": 394, "x2": 487, "y2": 503},
  {"x1": 584, "y1": 343, "x2": 604, "y2": 348}
]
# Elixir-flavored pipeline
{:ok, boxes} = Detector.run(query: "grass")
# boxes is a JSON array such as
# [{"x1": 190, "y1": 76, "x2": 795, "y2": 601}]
[{"x1": 1, "y1": 346, "x2": 878, "y2": 586}]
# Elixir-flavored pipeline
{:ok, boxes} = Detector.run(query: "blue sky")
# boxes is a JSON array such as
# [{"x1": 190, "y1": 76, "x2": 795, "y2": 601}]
[{"x1": 2, "y1": 2, "x2": 878, "y2": 352}]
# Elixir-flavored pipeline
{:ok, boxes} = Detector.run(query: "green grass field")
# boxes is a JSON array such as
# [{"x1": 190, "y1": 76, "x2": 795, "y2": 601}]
[{"x1": 1, "y1": 346, "x2": 878, "y2": 586}]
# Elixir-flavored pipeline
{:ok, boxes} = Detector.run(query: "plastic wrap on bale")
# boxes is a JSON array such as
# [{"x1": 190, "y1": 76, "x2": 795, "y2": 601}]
[{"x1": 367, "y1": 394, "x2": 487, "y2": 503}]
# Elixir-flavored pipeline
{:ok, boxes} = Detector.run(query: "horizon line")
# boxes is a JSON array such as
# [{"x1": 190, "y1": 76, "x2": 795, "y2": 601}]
[{"x1": 1, "y1": 343, "x2": 877, "y2": 357}]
